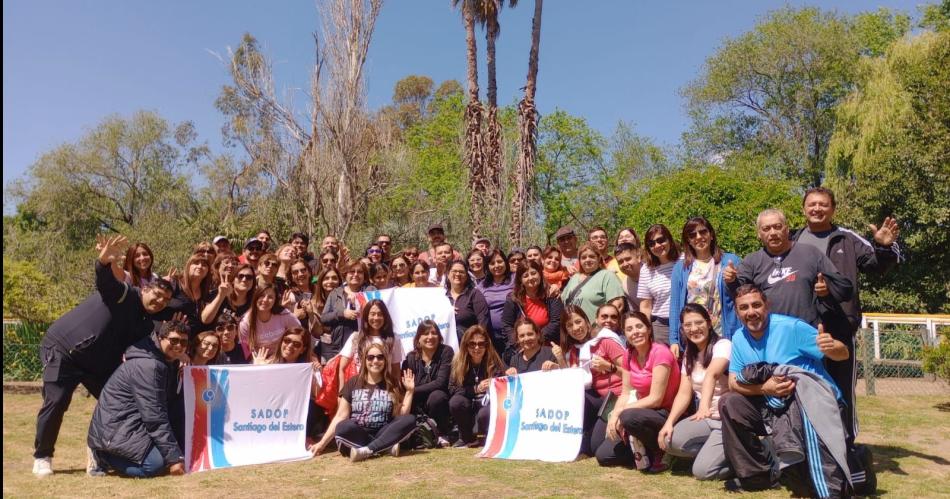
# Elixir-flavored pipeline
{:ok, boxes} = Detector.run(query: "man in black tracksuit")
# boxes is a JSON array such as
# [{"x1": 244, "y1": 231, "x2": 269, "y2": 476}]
[
  {"x1": 32, "y1": 235, "x2": 174, "y2": 477},
  {"x1": 87, "y1": 321, "x2": 188, "y2": 477},
  {"x1": 792, "y1": 187, "x2": 901, "y2": 444}
]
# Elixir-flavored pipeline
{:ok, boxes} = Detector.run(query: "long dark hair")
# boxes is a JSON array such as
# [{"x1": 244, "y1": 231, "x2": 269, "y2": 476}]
[
  {"x1": 482, "y1": 249, "x2": 511, "y2": 287},
  {"x1": 412, "y1": 319, "x2": 443, "y2": 354},
  {"x1": 559, "y1": 305, "x2": 591, "y2": 355},
  {"x1": 644, "y1": 224, "x2": 680, "y2": 268},
  {"x1": 351, "y1": 299, "x2": 395, "y2": 357},
  {"x1": 123, "y1": 242, "x2": 155, "y2": 287},
  {"x1": 512, "y1": 260, "x2": 545, "y2": 308},
  {"x1": 680, "y1": 303, "x2": 720, "y2": 375},
  {"x1": 246, "y1": 283, "x2": 285, "y2": 351},
  {"x1": 451, "y1": 325, "x2": 503, "y2": 387},
  {"x1": 681, "y1": 216, "x2": 723, "y2": 268}
]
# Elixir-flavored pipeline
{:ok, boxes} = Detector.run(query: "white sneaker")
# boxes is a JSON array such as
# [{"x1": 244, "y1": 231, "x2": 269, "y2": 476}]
[
  {"x1": 32, "y1": 457, "x2": 53, "y2": 477},
  {"x1": 390, "y1": 443, "x2": 401, "y2": 457}
]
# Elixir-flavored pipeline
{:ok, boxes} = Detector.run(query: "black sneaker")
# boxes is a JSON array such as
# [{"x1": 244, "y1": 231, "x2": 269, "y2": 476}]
[{"x1": 724, "y1": 476, "x2": 780, "y2": 493}]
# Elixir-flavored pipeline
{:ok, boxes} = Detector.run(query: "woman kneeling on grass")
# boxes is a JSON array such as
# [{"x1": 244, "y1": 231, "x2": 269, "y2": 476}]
[
  {"x1": 657, "y1": 303, "x2": 732, "y2": 480},
  {"x1": 310, "y1": 343, "x2": 416, "y2": 461},
  {"x1": 596, "y1": 311, "x2": 680, "y2": 472}
]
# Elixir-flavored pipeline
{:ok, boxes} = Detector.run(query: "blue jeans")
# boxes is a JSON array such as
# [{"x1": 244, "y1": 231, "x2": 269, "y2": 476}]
[{"x1": 98, "y1": 445, "x2": 166, "y2": 478}]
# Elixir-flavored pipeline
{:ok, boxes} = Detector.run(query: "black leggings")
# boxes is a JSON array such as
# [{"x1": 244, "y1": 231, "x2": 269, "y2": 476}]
[
  {"x1": 449, "y1": 394, "x2": 490, "y2": 443},
  {"x1": 595, "y1": 407, "x2": 669, "y2": 467},
  {"x1": 334, "y1": 414, "x2": 416, "y2": 455}
]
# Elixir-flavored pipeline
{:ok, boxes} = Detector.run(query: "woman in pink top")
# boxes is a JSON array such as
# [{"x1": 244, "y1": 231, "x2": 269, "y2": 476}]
[
  {"x1": 239, "y1": 283, "x2": 302, "y2": 360},
  {"x1": 552, "y1": 304, "x2": 625, "y2": 456},
  {"x1": 596, "y1": 311, "x2": 680, "y2": 471}
]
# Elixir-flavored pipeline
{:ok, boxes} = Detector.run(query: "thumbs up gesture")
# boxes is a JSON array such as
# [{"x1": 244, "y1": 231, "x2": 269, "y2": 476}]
[
  {"x1": 722, "y1": 260, "x2": 738, "y2": 283},
  {"x1": 814, "y1": 272, "x2": 829, "y2": 297},
  {"x1": 816, "y1": 323, "x2": 836, "y2": 355}
]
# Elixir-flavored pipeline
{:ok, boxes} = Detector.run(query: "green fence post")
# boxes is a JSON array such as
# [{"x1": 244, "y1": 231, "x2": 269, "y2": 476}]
[{"x1": 861, "y1": 327, "x2": 876, "y2": 396}]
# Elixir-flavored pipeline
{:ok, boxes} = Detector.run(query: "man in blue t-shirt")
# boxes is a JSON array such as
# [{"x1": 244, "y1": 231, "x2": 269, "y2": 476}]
[{"x1": 718, "y1": 284, "x2": 849, "y2": 492}]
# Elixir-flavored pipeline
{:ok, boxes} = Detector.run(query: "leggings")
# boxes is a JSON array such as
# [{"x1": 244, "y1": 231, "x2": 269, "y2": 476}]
[
  {"x1": 449, "y1": 394, "x2": 490, "y2": 443},
  {"x1": 334, "y1": 414, "x2": 416, "y2": 455},
  {"x1": 595, "y1": 407, "x2": 669, "y2": 467}
]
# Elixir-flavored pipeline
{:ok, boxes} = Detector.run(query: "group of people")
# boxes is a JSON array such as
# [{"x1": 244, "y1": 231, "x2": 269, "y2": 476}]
[{"x1": 31, "y1": 186, "x2": 900, "y2": 497}]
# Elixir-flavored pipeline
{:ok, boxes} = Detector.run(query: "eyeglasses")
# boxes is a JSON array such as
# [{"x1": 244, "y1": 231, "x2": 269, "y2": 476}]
[
  {"x1": 291, "y1": 269, "x2": 309, "y2": 275},
  {"x1": 282, "y1": 338, "x2": 303, "y2": 349},
  {"x1": 449, "y1": 269, "x2": 467, "y2": 275},
  {"x1": 688, "y1": 228, "x2": 710, "y2": 239},
  {"x1": 365, "y1": 354, "x2": 386, "y2": 362},
  {"x1": 367, "y1": 249, "x2": 382, "y2": 255},
  {"x1": 261, "y1": 261, "x2": 278, "y2": 268},
  {"x1": 392, "y1": 263, "x2": 407, "y2": 269},
  {"x1": 235, "y1": 273, "x2": 255, "y2": 281},
  {"x1": 321, "y1": 258, "x2": 336, "y2": 265},
  {"x1": 377, "y1": 240, "x2": 391, "y2": 246},
  {"x1": 403, "y1": 252, "x2": 418, "y2": 257},
  {"x1": 468, "y1": 341, "x2": 488, "y2": 350},
  {"x1": 165, "y1": 337, "x2": 188, "y2": 347},
  {"x1": 648, "y1": 237, "x2": 668, "y2": 247},
  {"x1": 215, "y1": 324, "x2": 237, "y2": 333}
]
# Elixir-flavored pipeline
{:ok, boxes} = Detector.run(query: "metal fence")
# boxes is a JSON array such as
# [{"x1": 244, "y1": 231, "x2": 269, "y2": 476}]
[{"x1": 3, "y1": 319, "x2": 46, "y2": 382}]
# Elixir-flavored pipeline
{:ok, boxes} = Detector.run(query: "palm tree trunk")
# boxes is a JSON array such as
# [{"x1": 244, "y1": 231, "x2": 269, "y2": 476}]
[
  {"x1": 484, "y1": 17, "x2": 503, "y2": 235},
  {"x1": 510, "y1": 0, "x2": 542, "y2": 247},
  {"x1": 464, "y1": 0, "x2": 486, "y2": 241}
]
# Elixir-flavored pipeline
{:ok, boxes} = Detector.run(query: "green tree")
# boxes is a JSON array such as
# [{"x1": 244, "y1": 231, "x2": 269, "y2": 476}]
[
  {"x1": 852, "y1": 8, "x2": 911, "y2": 57},
  {"x1": 684, "y1": 7, "x2": 860, "y2": 187},
  {"x1": 825, "y1": 30, "x2": 950, "y2": 312}
]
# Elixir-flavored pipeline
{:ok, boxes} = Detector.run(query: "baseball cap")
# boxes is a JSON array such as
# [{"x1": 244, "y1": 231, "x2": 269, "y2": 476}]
[
  {"x1": 555, "y1": 226, "x2": 576, "y2": 240},
  {"x1": 473, "y1": 236, "x2": 490, "y2": 246},
  {"x1": 427, "y1": 223, "x2": 444, "y2": 234},
  {"x1": 244, "y1": 238, "x2": 264, "y2": 250},
  {"x1": 212, "y1": 235, "x2": 228, "y2": 245}
]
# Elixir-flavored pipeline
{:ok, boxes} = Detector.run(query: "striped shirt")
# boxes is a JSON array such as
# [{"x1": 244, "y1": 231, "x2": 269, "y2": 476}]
[{"x1": 637, "y1": 261, "x2": 675, "y2": 319}]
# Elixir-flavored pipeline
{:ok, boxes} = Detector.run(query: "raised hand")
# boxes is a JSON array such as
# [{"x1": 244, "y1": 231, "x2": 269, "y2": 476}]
[
  {"x1": 165, "y1": 267, "x2": 181, "y2": 282},
  {"x1": 814, "y1": 273, "x2": 829, "y2": 297},
  {"x1": 722, "y1": 260, "x2": 737, "y2": 283},
  {"x1": 281, "y1": 289, "x2": 295, "y2": 309},
  {"x1": 218, "y1": 281, "x2": 233, "y2": 297},
  {"x1": 551, "y1": 344, "x2": 564, "y2": 361},
  {"x1": 870, "y1": 217, "x2": 899, "y2": 247},
  {"x1": 252, "y1": 347, "x2": 275, "y2": 365},
  {"x1": 96, "y1": 234, "x2": 129, "y2": 265},
  {"x1": 401, "y1": 369, "x2": 415, "y2": 391}
]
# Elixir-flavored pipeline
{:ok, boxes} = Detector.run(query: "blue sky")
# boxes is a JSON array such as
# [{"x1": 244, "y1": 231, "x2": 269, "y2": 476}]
[{"x1": 3, "y1": 0, "x2": 922, "y2": 204}]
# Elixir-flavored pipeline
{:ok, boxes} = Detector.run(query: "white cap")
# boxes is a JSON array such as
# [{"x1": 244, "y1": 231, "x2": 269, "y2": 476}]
[{"x1": 212, "y1": 235, "x2": 228, "y2": 244}]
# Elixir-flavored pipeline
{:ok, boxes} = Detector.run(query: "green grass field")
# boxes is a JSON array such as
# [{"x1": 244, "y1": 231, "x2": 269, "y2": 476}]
[{"x1": 4, "y1": 392, "x2": 949, "y2": 498}]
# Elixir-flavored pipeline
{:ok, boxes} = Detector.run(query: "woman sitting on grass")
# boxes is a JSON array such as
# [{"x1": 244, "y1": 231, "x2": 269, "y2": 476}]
[
  {"x1": 309, "y1": 343, "x2": 416, "y2": 461},
  {"x1": 448, "y1": 325, "x2": 507, "y2": 448},
  {"x1": 401, "y1": 320, "x2": 455, "y2": 447}
]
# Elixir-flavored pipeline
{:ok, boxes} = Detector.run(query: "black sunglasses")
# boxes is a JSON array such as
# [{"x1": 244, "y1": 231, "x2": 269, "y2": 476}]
[
  {"x1": 648, "y1": 237, "x2": 668, "y2": 247},
  {"x1": 365, "y1": 353, "x2": 386, "y2": 362}
]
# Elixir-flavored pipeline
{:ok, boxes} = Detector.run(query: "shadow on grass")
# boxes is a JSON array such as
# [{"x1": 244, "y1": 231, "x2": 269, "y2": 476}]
[
  {"x1": 868, "y1": 444, "x2": 950, "y2": 476},
  {"x1": 934, "y1": 401, "x2": 950, "y2": 412}
]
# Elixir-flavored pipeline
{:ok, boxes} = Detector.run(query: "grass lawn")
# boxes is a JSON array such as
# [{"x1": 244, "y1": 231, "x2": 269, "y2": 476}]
[{"x1": 4, "y1": 392, "x2": 950, "y2": 498}]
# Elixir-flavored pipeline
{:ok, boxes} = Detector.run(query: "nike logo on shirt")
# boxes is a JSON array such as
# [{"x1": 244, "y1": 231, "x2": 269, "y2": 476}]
[{"x1": 767, "y1": 268, "x2": 797, "y2": 285}]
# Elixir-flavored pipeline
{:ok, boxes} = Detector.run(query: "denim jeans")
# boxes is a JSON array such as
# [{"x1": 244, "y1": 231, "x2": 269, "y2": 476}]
[{"x1": 98, "y1": 445, "x2": 166, "y2": 478}]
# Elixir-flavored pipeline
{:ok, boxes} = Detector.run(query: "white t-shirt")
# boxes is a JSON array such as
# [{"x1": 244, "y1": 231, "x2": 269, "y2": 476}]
[
  {"x1": 340, "y1": 332, "x2": 406, "y2": 371},
  {"x1": 636, "y1": 261, "x2": 675, "y2": 318},
  {"x1": 680, "y1": 338, "x2": 731, "y2": 420}
]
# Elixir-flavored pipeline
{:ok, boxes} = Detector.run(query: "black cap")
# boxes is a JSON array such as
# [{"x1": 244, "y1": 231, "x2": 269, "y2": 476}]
[{"x1": 427, "y1": 223, "x2": 444, "y2": 234}]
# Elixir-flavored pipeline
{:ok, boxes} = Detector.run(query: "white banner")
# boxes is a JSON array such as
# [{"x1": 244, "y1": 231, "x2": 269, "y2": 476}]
[
  {"x1": 478, "y1": 368, "x2": 586, "y2": 462},
  {"x1": 184, "y1": 364, "x2": 313, "y2": 473},
  {"x1": 357, "y1": 287, "x2": 459, "y2": 356}
]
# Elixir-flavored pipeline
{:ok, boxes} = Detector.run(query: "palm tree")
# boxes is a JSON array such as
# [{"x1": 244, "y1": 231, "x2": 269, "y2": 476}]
[
  {"x1": 510, "y1": 0, "x2": 542, "y2": 247},
  {"x1": 453, "y1": 0, "x2": 487, "y2": 240},
  {"x1": 475, "y1": 0, "x2": 517, "y2": 234}
]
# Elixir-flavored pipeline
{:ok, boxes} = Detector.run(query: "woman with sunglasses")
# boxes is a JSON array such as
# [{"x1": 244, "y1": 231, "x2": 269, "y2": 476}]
[
  {"x1": 401, "y1": 320, "x2": 455, "y2": 445},
  {"x1": 500, "y1": 261, "x2": 563, "y2": 358},
  {"x1": 552, "y1": 305, "x2": 626, "y2": 456},
  {"x1": 317, "y1": 249, "x2": 339, "y2": 273},
  {"x1": 667, "y1": 217, "x2": 741, "y2": 358},
  {"x1": 597, "y1": 312, "x2": 680, "y2": 472},
  {"x1": 637, "y1": 224, "x2": 682, "y2": 345},
  {"x1": 201, "y1": 263, "x2": 255, "y2": 325},
  {"x1": 240, "y1": 283, "x2": 302, "y2": 361},
  {"x1": 319, "y1": 261, "x2": 377, "y2": 363},
  {"x1": 401, "y1": 246, "x2": 420, "y2": 266},
  {"x1": 193, "y1": 241, "x2": 218, "y2": 265},
  {"x1": 366, "y1": 244, "x2": 384, "y2": 264},
  {"x1": 560, "y1": 243, "x2": 625, "y2": 326},
  {"x1": 338, "y1": 300, "x2": 403, "y2": 389},
  {"x1": 167, "y1": 254, "x2": 213, "y2": 325},
  {"x1": 448, "y1": 325, "x2": 506, "y2": 447},
  {"x1": 213, "y1": 314, "x2": 246, "y2": 364},
  {"x1": 476, "y1": 250, "x2": 515, "y2": 346},
  {"x1": 310, "y1": 343, "x2": 416, "y2": 461},
  {"x1": 658, "y1": 303, "x2": 732, "y2": 481},
  {"x1": 389, "y1": 255, "x2": 412, "y2": 287},
  {"x1": 446, "y1": 260, "x2": 491, "y2": 343},
  {"x1": 507, "y1": 250, "x2": 526, "y2": 271}
]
